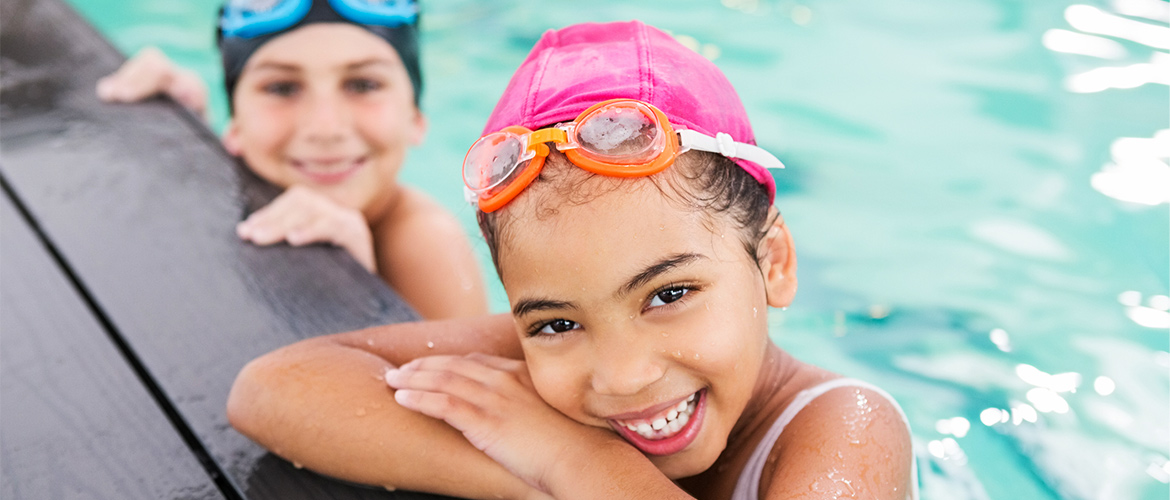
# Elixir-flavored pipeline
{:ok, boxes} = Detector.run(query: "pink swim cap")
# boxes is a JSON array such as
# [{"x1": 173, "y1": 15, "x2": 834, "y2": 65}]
[{"x1": 482, "y1": 20, "x2": 777, "y2": 201}]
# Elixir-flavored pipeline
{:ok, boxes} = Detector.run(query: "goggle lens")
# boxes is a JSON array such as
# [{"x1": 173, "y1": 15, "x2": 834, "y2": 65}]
[
  {"x1": 464, "y1": 132, "x2": 528, "y2": 193},
  {"x1": 574, "y1": 102, "x2": 664, "y2": 164}
]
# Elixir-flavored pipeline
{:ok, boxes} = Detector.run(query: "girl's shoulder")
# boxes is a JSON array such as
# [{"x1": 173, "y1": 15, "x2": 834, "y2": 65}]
[{"x1": 754, "y1": 371, "x2": 916, "y2": 500}]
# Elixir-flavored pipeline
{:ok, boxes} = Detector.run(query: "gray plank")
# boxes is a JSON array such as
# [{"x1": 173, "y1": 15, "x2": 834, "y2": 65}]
[
  {"x1": 0, "y1": 0, "x2": 449, "y2": 498},
  {"x1": 0, "y1": 191, "x2": 224, "y2": 500}
]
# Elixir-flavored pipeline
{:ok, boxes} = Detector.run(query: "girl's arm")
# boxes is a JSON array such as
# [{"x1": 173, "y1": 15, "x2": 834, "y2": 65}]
[
  {"x1": 386, "y1": 353, "x2": 695, "y2": 500},
  {"x1": 375, "y1": 187, "x2": 489, "y2": 320},
  {"x1": 226, "y1": 314, "x2": 544, "y2": 499},
  {"x1": 763, "y1": 386, "x2": 915, "y2": 499}
]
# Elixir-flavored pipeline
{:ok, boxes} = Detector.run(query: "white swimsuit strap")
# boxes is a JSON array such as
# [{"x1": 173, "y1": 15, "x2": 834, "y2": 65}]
[{"x1": 729, "y1": 378, "x2": 919, "y2": 500}]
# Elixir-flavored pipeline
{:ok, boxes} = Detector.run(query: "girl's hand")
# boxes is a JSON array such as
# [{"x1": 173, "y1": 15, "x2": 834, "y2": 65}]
[
  {"x1": 95, "y1": 47, "x2": 209, "y2": 119},
  {"x1": 384, "y1": 354, "x2": 615, "y2": 493},
  {"x1": 237, "y1": 185, "x2": 376, "y2": 272}
]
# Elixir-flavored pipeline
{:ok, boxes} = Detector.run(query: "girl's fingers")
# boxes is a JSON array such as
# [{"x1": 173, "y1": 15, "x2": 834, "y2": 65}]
[
  {"x1": 387, "y1": 356, "x2": 498, "y2": 393},
  {"x1": 392, "y1": 389, "x2": 485, "y2": 437}
]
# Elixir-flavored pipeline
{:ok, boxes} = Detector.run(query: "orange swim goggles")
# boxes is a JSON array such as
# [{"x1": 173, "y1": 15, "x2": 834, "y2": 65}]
[{"x1": 463, "y1": 98, "x2": 785, "y2": 212}]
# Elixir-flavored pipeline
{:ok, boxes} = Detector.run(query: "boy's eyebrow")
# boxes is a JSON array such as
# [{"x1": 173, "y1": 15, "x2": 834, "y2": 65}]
[
  {"x1": 248, "y1": 62, "x2": 301, "y2": 73},
  {"x1": 618, "y1": 253, "x2": 704, "y2": 298},
  {"x1": 346, "y1": 58, "x2": 397, "y2": 71},
  {"x1": 512, "y1": 298, "x2": 578, "y2": 317}
]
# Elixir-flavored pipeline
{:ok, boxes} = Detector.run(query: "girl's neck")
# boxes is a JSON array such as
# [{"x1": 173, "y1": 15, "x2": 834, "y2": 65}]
[{"x1": 677, "y1": 343, "x2": 835, "y2": 497}]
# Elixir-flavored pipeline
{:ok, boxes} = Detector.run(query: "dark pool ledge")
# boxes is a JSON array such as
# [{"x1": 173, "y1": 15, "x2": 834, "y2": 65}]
[{"x1": 0, "y1": 0, "x2": 455, "y2": 498}]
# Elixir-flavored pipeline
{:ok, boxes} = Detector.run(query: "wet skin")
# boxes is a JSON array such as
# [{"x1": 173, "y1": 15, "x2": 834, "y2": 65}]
[{"x1": 497, "y1": 171, "x2": 797, "y2": 480}]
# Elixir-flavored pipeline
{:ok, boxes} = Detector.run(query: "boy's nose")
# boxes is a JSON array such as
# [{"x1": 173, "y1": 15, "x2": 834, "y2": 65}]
[
  {"x1": 589, "y1": 331, "x2": 666, "y2": 397},
  {"x1": 301, "y1": 91, "x2": 350, "y2": 142}
]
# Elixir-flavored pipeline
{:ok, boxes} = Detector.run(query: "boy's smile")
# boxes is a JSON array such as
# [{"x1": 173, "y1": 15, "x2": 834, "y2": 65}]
[
  {"x1": 224, "y1": 23, "x2": 426, "y2": 223},
  {"x1": 498, "y1": 170, "x2": 789, "y2": 478}
]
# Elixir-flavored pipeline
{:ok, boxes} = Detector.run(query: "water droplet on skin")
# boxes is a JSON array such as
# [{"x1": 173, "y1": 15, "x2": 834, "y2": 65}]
[
  {"x1": 753, "y1": 307, "x2": 758, "y2": 318},
  {"x1": 293, "y1": 461, "x2": 303, "y2": 469},
  {"x1": 693, "y1": 353, "x2": 701, "y2": 360},
  {"x1": 673, "y1": 350, "x2": 682, "y2": 358},
  {"x1": 661, "y1": 331, "x2": 669, "y2": 337},
  {"x1": 384, "y1": 485, "x2": 397, "y2": 492},
  {"x1": 366, "y1": 339, "x2": 374, "y2": 346},
  {"x1": 427, "y1": 341, "x2": 434, "y2": 349}
]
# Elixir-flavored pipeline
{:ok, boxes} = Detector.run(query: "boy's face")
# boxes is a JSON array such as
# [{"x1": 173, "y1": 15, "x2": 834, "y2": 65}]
[
  {"x1": 224, "y1": 24, "x2": 425, "y2": 219},
  {"x1": 497, "y1": 174, "x2": 792, "y2": 478}
]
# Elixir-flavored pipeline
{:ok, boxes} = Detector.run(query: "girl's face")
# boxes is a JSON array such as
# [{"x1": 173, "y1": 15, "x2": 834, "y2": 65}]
[
  {"x1": 224, "y1": 24, "x2": 425, "y2": 221},
  {"x1": 498, "y1": 176, "x2": 794, "y2": 478}
]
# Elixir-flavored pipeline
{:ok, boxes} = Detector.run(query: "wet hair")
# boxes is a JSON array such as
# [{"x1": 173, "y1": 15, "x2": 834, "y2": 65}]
[{"x1": 477, "y1": 150, "x2": 775, "y2": 277}]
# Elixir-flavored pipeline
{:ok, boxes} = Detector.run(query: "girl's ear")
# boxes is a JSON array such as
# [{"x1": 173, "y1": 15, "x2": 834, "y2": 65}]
[
  {"x1": 222, "y1": 119, "x2": 243, "y2": 156},
  {"x1": 757, "y1": 208, "x2": 797, "y2": 308},
  {"x1": 409, "y1": 109, "x2": 428, "y2": 146}
]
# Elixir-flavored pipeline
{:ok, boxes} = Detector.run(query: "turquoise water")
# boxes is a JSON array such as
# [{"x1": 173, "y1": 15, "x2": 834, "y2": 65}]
[{"x1": 67, "y1": 0, "x2": 1170, "y2": 498}]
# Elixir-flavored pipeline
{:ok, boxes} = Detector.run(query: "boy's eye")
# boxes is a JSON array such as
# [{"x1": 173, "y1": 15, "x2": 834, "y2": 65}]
[
  {"x1": 345, "y1": 78, "x2": 383, "y2": 93},
  {"x1": 262, "y1": 81, "x2": 300, "y2": 97},
  {"x1": 649, "y1": 286, "x2": 690, "y2": 308},
  {"x1": 536, "y1": 319, "x2": 580, "y2": 336}
]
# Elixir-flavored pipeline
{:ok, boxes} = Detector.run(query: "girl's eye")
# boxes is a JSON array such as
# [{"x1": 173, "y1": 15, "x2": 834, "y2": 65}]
[
  {"x1": 536, "y1": 319, "x2": 580, "y2": 336},
  {"x1": 262, "y1": 81, "x2": 300, "y2": 97},
  {"x1": 345, "y1": 78, "x2": 382, "y2": 93},
  {"x1": 649, "y1": 286, "x2": 690, "y2": 308}
]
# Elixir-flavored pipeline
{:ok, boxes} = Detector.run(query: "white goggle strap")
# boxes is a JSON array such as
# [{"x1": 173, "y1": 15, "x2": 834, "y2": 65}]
[
  {"x1": 463, "y1": 186, "x2": 479, "y2": 206},
  {"x1": 677, "y1": 129, "x2": 785, "y2": 170}
]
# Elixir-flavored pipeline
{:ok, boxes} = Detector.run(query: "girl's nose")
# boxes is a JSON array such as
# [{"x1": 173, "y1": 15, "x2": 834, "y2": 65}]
[{"x1": 589, "y1": 332, "x2": 666, "y2": 397}]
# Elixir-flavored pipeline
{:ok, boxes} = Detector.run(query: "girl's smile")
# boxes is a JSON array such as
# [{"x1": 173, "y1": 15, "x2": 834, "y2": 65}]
[{"x1": 609, "y1": 389, "x2": 705, "y2": 456}]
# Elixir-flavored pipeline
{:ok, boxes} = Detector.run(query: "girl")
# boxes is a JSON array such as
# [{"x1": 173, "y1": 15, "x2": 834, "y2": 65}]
[
  {"x1": 96, "y1": 0, "x2": 488, "y2": 320},
  {"x1": 228, "y1": 20, "x2": 916, "y2": 499}
]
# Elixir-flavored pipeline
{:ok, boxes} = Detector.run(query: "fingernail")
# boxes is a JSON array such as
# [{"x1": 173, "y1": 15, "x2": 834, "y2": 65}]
[
  {"x1": 96, "y1": 79, "x2": 112, "y2": 98},
  {"x1": 393, "y1": 389, "x2": 414, "y2": 406}
]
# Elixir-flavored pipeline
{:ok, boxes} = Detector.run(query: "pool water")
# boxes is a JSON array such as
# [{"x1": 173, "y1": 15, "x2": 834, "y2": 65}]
[{"x1": 66, "y1": 0, "x2": 1170, "y2": 498}]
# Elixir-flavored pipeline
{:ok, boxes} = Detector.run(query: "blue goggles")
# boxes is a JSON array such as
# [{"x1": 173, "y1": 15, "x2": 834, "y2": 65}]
[{"x1": 220, "y1": 0, "x2": 418, "y2": 39}]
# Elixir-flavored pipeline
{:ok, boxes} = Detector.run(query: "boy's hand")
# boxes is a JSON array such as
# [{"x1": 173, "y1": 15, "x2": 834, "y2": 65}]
[
  {"x1": 237, "y1": 186, "x2": 376, "y2": 272},
  {"x1": 384, "y1": 353, "x2": 622, "y2": 494},
  {"x1": 96, "y1": 46, "x2": 209, "y2": 119}
]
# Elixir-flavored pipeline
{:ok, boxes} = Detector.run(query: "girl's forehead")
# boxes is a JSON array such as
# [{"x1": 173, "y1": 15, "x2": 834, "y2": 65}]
[{"x1": 496, "y1": 181, "x2": 742, "y2": 291}]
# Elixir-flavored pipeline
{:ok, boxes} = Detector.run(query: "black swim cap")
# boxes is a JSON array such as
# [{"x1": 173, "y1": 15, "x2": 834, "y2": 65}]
[{"x1": 217, "y1": 0, "x2": 423, "y2": 109}]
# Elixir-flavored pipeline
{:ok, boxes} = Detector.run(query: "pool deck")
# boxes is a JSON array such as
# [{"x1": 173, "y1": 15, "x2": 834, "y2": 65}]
[{"x1": 0, "y1": 0, "x2": 451, "y2": 498}]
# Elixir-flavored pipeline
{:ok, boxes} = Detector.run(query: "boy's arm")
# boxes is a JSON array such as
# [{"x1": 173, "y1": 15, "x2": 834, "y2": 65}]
[
  {"x1": 227, "y1": 314, "x2": 543, "y2": 499},
  {"x1": 96, "y1": 47, "x2": 208, "y2": 119},
  {"x1": 375, "y1": 187, "x2": 489, "y2": 320}
]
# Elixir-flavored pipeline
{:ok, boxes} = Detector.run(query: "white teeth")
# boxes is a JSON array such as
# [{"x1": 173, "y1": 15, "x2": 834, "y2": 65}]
[{"x1": 619, "y1": 392, "x2": 701, "y2": 440}]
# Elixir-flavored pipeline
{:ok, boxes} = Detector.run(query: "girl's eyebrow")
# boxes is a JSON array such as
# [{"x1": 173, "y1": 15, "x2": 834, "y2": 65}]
[
  {"x1": 618, "y1": 253, "x2": 704, "y2": 298},
  {"x1": 511, "y1": 253, "x2": 703, "y2": 317},
  {"x1": 512, "y1": 298, "x2": 577, "y2": 317}
]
